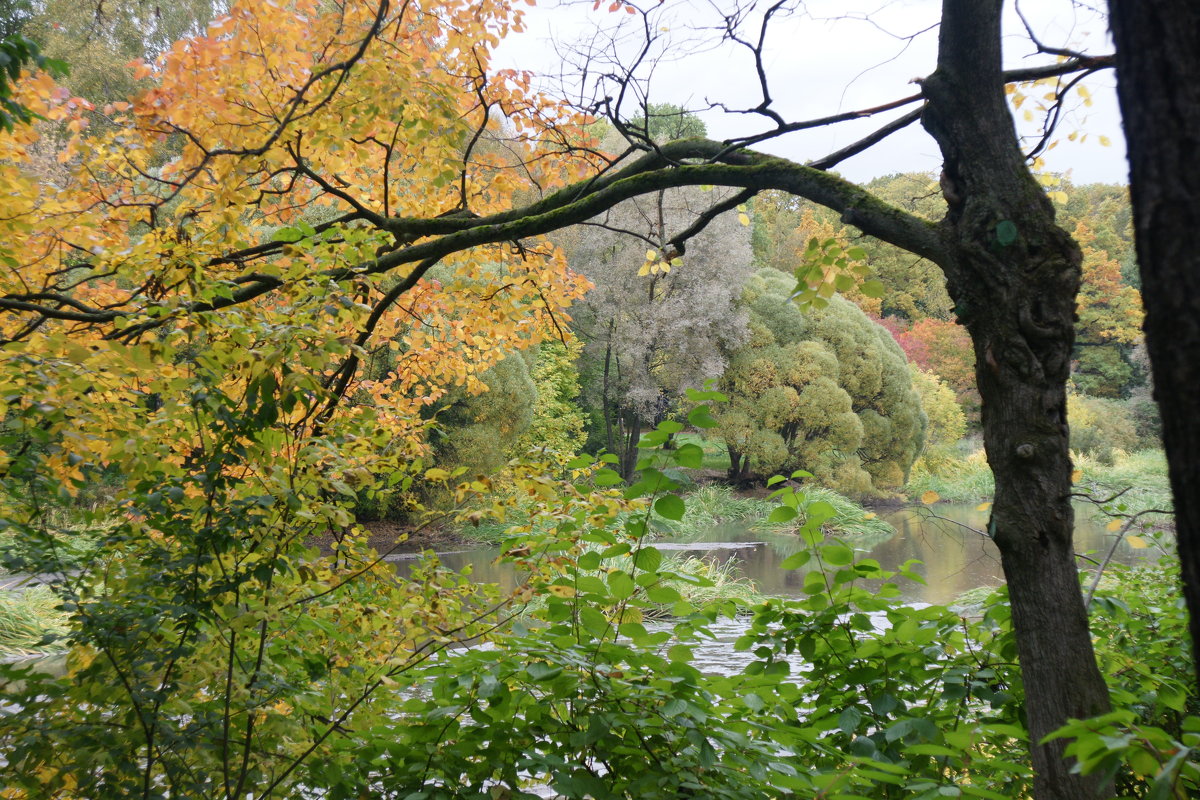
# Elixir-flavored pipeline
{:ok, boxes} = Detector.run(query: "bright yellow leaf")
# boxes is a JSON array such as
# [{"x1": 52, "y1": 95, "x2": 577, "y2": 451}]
[
  {"x1": 1126, "y1": 536, "x2": 1148, "y2": 549},
  {"x1": 1106, "y1": 518, "x2": 1123, "y2": 532},
  {"x1": 1071, "y1": 469, "x2": 1083, "y2": 483},
  {"x1": 921, "y1": 490, "x2": 940, "y2": 505},
  {"x1": 546, "y1": 585, "x2": 576, "y2": 598},
  {"x1": 976, "y1": 502, "x2": 992, "y2": 512}
]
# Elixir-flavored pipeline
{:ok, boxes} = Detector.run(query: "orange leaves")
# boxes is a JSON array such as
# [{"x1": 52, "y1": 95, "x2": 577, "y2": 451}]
[
  {"x1": 593, "y1": 0, "x2": 637, "y2": 13},
  {"x1": 1, "y1": 0, "x2": 605, "y2": 477}
]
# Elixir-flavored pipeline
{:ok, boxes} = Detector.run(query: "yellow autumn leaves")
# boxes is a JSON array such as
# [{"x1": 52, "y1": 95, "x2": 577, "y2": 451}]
[{"x1": 637, "y1": 249, "x2": 683, "y2": 276}]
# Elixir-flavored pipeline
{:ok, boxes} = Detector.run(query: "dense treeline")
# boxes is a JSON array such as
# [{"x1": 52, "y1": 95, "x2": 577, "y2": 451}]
[{"x1": 418, "y1": 166, "x2": 1155, "y2": 507}]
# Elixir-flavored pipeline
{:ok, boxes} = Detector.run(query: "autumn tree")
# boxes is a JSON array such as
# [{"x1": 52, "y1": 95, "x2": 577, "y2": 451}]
[
  {"x1": 21, "y1": 0, "x2": 222, "y2": 104},
  {"x1": 1070, "y1": 221, "x2": 1144, "y2": 398},
  {"x1": 895, "y1": 317, "x2": 980, "y2": 424},
  {"x1": 0, "y1": 1, "x2": 597, "y2": 795},
  {"x1": 1057, "y1": 182, "x2": 1135, "y2": 281}
]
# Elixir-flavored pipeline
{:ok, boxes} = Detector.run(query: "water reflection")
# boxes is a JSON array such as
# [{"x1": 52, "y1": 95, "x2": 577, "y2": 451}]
[{"x1": 393, "y1": 502, "x2": 1164, "y2": 606}]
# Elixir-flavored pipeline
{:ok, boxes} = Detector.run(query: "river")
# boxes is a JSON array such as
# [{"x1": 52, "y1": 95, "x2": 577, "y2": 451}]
[
  {"x1": 4, "y1": 503, "x2": 1163, "y2": 681},
  {"x1": 387, "y1": 502, "x2": 1164, "y2": 606}
]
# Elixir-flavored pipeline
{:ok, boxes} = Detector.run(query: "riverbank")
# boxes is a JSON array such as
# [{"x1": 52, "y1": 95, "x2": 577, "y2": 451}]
[{"x1": 905, "y1": 448, "x2": 1173, "y2": 516}]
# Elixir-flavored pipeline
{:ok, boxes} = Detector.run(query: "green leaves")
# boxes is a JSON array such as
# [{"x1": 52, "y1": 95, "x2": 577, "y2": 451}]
[
  {"x1": 672, "y1": 443, "x2": 705, "y2": 468},
  {"x1": 654, "y1": 494, "x2": 685, "y2": 520},
  {"x1": 767, "y1": 505, "x2": 797, "y2": 524},
  {"x1": 687, "y1": 405, "x2": 719, "y2": 428},
  {"x1": 791, "y1": 235, "x2": 878, "y2": 310},
  {"x1": 592, "y1": 468, "x2": 624, "y2": 486}
]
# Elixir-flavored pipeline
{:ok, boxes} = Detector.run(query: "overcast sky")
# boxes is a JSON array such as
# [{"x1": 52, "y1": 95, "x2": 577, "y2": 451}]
[{"x1": 494, "y1": 0, "x2": 1128, "y2": 186}]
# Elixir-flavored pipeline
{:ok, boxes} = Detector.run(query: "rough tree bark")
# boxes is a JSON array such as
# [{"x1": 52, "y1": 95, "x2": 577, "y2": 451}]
[
  {"x1": 919, "y1": 2, "x2": 1113, "y2": 797},
  {"x1": 1108, "y1": 0, "x2": 1200, "y2": 691}
]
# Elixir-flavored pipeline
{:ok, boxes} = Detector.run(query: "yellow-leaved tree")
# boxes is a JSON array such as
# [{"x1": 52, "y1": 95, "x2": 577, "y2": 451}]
[{"x1": 0, "y1": 2, "x2": 610, "y2": 796}]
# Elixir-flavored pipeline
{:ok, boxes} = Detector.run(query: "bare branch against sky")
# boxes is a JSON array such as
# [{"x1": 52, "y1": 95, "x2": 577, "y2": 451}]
[{"x1": 495, "y1": 0, "x2": 1124, "y2": 184}]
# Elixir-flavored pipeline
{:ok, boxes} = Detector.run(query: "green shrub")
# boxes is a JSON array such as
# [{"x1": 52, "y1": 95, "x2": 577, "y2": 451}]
[
  {"x1": 905, "y1": 447, "x2": 995, "y2": 502},
  {"x1": 716, "y1": 270, "x2": 925, "y2": 494},
  {"x1": 1069, "y1": 393, "x2": 1142, "y2": 463}
]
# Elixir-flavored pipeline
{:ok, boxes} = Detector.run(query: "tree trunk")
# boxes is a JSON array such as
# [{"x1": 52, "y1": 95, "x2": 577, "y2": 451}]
[
  {"x1": 1107, "y1": 0, "x2": 1200, "y2": 690},
  {"x1": 727, "y1": 449, "x2": 743, "y2": 484},
  {"x1": 618, "y1": 408, "x2": 641, "y2": 480},
  {"x1": 602, "y1": 331, "x2": 616, "y2": 455},
  {"x1": 920, "y1": 2, "x2": 1111, "y2": 797}
]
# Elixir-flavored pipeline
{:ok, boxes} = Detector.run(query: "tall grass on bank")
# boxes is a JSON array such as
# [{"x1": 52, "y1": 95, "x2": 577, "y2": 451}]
[
  {"x1": 0, "y1": 516, "x2": 111, "y2": 576},
  {"x1": 0, "y1": 585, "x2": 69, "y2": 658},
  {"x1": 905, "y1": 449, "x2": 995, "y2": 503},
  {"x1": 652, "y1": 484, "x2": 892, "y2": 540},
  {"x1": 673, "y1": 432, "x2": 733, "y2": 472},
  {"x1": 465, "y1": 483, "x2": 892, "y2": 545},
  {"x1": 905, "y1": 448, "x2": 1173, "y2": 517},
  {"x1": 1076, "y1": 449, "x2": 1172, "y2": 517}
]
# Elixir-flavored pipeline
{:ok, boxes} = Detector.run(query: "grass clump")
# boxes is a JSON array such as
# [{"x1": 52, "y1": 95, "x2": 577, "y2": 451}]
[
  {"x1": 0, "y1": 585, "x2": 70, "y2": 658},
  {"x1": 656, "y1": 554, "x2": 765, "y2": 610},
  {"x1": 905, "y1": 448, "x2": 994, "y2": 503},
  {"x1": 906, "y1": 447, "x2": 1173, "y2": 519},
  {"x1": 655, "y1": 484, "x2": 892, "y2": 541},
  {"x1": 1074, "y1": 450, "x2": 1172, "y2": 519},
  {"x1": 658, "y1": 484, "x2": 775, "y2": 532}
]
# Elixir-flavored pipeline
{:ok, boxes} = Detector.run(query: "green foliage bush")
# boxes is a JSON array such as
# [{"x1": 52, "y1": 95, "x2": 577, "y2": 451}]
[
  {"x1": 1069, "y1": 393, "x2": 1143, "y2": 463},
  {"x1": 1050, "y1": 554, "x2": 1199, "y2": 797},
  {"x1": 1126, "y1": 386, "x2": 1163, "y2": 445},
  {"x1": 908, "y1": 367, "x2": 968, "y2": 475},
  {"x1": 433, "y1": 351, "x2": 538, "y2": 476},
  {"x1": 2, "y1": 397, "x2": 1191, "y2": 799},
  {"x1": 717, "y1": 269, "x2": 925, "y2": 494}
]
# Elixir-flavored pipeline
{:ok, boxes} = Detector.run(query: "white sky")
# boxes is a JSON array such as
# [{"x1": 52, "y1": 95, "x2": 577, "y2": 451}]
[{"x1": 494, "y1": 0, "x2": 1128, "y2": 185}]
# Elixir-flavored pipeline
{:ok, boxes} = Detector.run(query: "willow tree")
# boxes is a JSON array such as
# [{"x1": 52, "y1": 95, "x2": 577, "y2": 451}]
[
  {"x1": 563, "y1": 181, "x2": 754, "y2": 479},
  {"x1": 0, "y1": 0, "x2": 1128, "y2": 796}
]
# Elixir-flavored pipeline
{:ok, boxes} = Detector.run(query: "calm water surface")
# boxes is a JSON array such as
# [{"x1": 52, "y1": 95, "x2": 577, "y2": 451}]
[{"x1": 393, "y1": 503, "x2": 1163, "y2": 606}]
